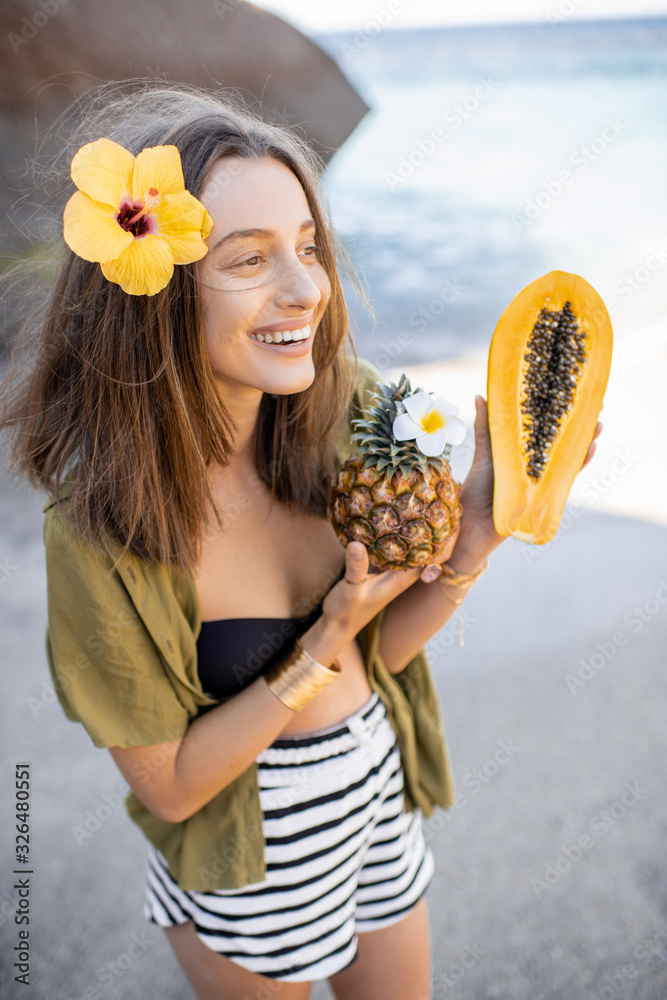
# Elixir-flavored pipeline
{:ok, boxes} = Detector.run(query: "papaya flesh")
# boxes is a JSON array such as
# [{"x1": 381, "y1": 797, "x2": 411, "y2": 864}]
[{"x1": 487, "y1": 271, "x2": 613, "y2": 544}]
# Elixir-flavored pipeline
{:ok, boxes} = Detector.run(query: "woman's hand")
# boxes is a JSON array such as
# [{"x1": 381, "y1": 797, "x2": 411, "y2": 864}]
[
  {"x1": 321, "y1": 540, "x2": 425, "y2": 640},
  {"x1": 581, "y1": 421, "x2": 603, "y2": 469},
  {"x1": 455, "y1": 395, "x2": 504, "y2": 552}
]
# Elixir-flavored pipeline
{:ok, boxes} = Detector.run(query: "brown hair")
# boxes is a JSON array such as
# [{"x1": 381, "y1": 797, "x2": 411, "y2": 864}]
[{"x1": 0, "y1": 82, "x2": 362, "y2": 574}]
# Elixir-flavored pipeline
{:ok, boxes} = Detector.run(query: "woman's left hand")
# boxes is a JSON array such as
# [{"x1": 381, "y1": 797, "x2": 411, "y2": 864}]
[
  {"x1": 581, "y1": 420, "x2": 603, "y2": 469},
  {"x1": 418, "y1": 395, "x2": 499, "y2": 582}
]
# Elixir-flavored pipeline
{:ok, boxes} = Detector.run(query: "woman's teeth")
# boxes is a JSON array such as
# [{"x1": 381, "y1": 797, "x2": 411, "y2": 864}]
[{"x1": 249, "y1": 325, "x2": 310, "y2": 344}]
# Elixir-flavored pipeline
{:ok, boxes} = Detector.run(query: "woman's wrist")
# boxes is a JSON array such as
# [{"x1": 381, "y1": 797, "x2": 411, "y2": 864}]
[
  {"x1": 264, "y1": 614, "x2": 350, "y2": 712},
  {"x1": 447, "y1": 521, "x2": 503, "y2": 576},
  {"x1": 298, "y1": 612, "x2": 350, "y2": 671},
  {"x1": 437, "y1": 556, "x2": 488, "y2": 606}
]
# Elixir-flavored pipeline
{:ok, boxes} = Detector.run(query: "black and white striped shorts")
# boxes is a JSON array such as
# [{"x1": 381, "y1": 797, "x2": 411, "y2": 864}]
[{"x1": 143, "y1": 691, "x2": 435, "y2": 982}]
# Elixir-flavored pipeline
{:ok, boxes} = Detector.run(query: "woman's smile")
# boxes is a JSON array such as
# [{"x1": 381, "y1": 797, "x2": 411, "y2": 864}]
[{"x1": 247, "y1": 314, "x2": 313, "y2": 353}]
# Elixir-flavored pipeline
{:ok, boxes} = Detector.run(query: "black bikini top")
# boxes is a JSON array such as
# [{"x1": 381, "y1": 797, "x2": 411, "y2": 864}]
[{"x1": 196, "y1": 566, "x2": 347, "y2": 701}]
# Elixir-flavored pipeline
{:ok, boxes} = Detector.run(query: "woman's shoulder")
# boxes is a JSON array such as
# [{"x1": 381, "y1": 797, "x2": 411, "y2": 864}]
[
  {"x1": 335, "y1": 356, "x2": 384, "y2": 462},
  {"x1": 353, "y1": 356, "x2": 384, "y2": 409}
]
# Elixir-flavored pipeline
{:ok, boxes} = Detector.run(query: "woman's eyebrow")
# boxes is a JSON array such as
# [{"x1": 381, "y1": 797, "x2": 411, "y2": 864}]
[{"x1": 210, "y1": 219, "x2": 316, "y2": 253}]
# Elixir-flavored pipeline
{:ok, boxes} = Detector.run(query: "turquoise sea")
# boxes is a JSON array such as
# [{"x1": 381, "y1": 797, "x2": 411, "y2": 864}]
[{"x1": 316, "y1": 18, "x2": 667, "y2": 366}]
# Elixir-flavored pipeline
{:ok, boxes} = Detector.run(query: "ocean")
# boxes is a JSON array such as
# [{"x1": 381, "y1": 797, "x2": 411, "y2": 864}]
[{"x1": 315, "y1": 18, "x2": 667, "y2": 368}]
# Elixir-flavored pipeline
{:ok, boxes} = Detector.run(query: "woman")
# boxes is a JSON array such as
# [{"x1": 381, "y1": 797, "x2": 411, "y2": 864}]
[{"x1": 1, "y1": 83, "x2": 600, "y2": 1000}]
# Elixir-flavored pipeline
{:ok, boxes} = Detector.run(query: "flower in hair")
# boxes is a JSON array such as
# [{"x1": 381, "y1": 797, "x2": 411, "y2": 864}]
[{"x1": 63, "y1": 138, "x2": 213, "y2": 296}]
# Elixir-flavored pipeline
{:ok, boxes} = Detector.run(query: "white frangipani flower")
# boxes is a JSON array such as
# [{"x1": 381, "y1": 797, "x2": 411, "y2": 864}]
[{"x1": 392, "y1": 391, "x2": 466, "y2": 456}]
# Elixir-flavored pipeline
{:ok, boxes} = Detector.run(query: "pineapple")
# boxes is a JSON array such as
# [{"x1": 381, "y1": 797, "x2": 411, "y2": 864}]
[{"x1": 329, "y1": 374, "x2": 464, "y2": 571}]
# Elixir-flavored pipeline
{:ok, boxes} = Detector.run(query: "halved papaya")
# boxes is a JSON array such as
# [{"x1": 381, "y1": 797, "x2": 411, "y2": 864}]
[{"x1": 487, "y1": 271, "x2": 613, "y2": 544}]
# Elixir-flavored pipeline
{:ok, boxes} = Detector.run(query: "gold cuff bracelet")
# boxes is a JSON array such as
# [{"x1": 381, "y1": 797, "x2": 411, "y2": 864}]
[{"x1": 265, "y1": 640, "x2": 341, "y2": 712}]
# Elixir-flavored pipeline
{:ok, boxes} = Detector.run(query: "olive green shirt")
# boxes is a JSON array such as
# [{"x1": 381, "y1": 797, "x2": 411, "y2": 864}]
[{"x1": 43, "y1": 357, "x2": 455, "y2": 891}]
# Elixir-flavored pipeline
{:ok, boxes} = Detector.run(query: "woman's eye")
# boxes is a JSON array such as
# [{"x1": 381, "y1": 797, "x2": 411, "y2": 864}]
[{"x1": 228, "y1": 245, "x2": 320, "y2": 269}]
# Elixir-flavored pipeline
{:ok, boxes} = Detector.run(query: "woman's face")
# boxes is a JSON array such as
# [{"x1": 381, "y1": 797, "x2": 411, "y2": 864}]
[{"x1": 197, "y1": 156, "x2": 331, "y2": 398}]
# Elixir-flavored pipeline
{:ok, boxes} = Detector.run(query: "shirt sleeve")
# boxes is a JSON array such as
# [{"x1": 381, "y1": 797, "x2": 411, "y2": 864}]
[{"x1": 43, "y1": 507, "x2": 190, "y2": 750}]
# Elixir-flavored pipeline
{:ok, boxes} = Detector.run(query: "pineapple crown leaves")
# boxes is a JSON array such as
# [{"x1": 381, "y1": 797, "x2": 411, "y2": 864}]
[{"x1": 350, "y1": 374, "x2": 453, "y2": 480}]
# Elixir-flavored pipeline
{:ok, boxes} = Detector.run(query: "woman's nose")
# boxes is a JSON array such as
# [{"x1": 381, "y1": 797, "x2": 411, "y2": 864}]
[{"x1": 273, "y1": 256, "x2": 322, "y2": 311}]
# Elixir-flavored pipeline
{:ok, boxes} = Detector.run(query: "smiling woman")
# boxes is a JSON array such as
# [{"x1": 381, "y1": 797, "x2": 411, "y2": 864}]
[{"x1": 0, "y1": 80, "x2": 492, "y2": 1000}]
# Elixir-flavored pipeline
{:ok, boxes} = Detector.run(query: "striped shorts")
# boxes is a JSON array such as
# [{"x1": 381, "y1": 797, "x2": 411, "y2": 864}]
[{"x1": 143, "y1": 691, "x2": 435, "y2": 982}]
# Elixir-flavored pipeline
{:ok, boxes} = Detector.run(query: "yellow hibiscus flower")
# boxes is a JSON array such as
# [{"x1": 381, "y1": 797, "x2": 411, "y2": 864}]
[{"x1": 63, "y1": 138, "x2": 214, "y2": 296}]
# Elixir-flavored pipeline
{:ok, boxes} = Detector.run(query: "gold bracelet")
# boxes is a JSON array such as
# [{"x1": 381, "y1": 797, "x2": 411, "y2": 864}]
[
  {"x1": 437, "y1": 558, "x2": 489, "y2": 603},
  {"x1": 264, "y1": 640, "x2": 341, "y2": 712}
]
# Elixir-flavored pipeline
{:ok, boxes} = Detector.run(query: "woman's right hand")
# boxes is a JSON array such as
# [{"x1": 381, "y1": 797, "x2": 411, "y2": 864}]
[{"x1": 320, "y1": 540, "x2": 424, "y2": 643}]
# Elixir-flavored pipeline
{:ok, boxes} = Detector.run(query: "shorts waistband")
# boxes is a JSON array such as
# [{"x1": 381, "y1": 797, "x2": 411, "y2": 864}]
[{"x1": 258, "y1": 691, "x2": 385, "y2": 761}]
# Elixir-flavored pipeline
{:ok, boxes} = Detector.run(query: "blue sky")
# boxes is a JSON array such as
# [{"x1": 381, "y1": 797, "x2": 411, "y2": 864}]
[{"x1": 255, "y1": 0, "x2": 667, "y2": 33}]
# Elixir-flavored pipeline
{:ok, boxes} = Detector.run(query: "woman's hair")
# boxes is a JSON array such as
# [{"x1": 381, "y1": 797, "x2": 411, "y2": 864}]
[{"x1": 0, "y1": 81, "x2": 362, "y2": 574}]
